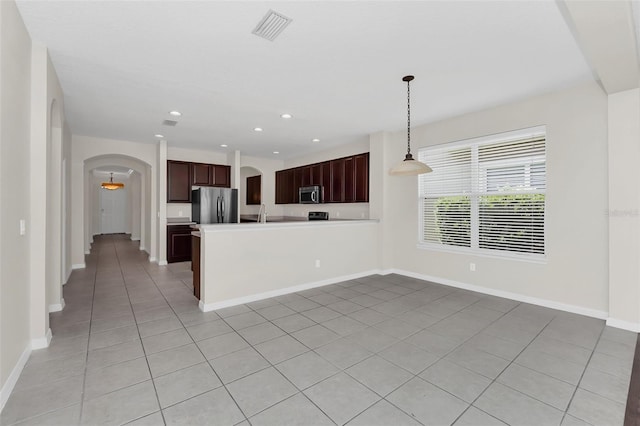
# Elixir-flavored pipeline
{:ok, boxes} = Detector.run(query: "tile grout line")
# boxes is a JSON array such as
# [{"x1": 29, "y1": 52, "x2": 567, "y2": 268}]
[
  {"x1": 111, "y1": 235, "x2": 168, "y2": 426},
  {"x1": 77, "y1": 238, "x2": 100, "y2": 425}
]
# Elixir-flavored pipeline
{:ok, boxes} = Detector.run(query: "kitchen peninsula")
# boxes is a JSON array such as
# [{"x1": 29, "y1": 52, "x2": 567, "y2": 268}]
[{"x1": 195, "y1": 219, "x2": 379, "y2": 312}]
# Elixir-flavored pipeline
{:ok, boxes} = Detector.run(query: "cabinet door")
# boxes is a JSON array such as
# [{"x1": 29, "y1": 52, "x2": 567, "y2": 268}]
[
  {"x1": 344, "y1": 157, "x2": 355, "y2": 202},
  {"x1": 311, "y1": 164, "x2": 323, "y2": 186},
  {"x1": 246, "y1": 175, "x2": 261, "y2": 205},
  {"x1": 212, "y1": 165, "x2": 231, "y2": 188},
  {"x1": 192, "y1": 163, "x2": 213, "y2": 186},
  {"x1": 167, "y1": 161, "x2": 192, "y2": 203},
  {"x1": 354, "y1": 153, "x2": 369, "y2": 202},
  {"x1": 321, "y1": 162, "x2": 331, "y2": 202},
  {"x1": 167, "y1": 226, "x2": 192, "y2": 263},
  {"x1": 330, "y1": 159, "x2": 345, "y2": 203},
  {"x1": 300, "y1": 166, "x2": 312, "y2": 187},
  {"x1": 275, "y1": 170, "x2": 285, "y2": 204}
]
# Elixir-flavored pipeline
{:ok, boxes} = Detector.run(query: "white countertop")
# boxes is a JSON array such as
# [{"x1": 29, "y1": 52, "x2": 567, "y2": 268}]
[{"x1": 197, "y1": 219, "x2": 379, "y2": 232}]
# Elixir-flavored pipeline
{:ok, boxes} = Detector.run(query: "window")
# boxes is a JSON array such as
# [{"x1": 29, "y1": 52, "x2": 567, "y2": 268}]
[{"x1": 418, "y1": 127, "x2": 546, "y2": 259}]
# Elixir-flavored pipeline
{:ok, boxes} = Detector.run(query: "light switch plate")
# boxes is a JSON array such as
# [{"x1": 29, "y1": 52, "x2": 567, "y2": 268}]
[{"x1": 19, "y1": 219, "x2": 26, "y2": 235}]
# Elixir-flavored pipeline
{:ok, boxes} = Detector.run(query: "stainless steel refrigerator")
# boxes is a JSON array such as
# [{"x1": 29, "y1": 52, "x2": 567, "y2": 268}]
[{"x1": 191, "y1": 187, "x2": 238, "y2": 224}]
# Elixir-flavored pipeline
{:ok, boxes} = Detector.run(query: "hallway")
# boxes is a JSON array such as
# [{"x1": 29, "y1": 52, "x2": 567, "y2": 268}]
[{"x1": 1, "y1": 235, "x2": 636, "y2": 425}]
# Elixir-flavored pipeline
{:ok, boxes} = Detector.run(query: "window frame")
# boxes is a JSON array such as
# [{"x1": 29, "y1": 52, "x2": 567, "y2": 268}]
[{"x1": 416, "y1": 126, "x2": 547, "y2": 263}]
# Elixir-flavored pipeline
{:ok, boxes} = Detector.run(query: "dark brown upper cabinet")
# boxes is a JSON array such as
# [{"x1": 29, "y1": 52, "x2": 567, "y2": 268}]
[
  {"x1": 192, "y1": 163, "x2": 213, "y2": 186},
  {"x1": 167, "y1": 160, "x2": 192, "y2": 203},
  {"x1": 168, "y1": 160, "x2": 231, "y2": 203},
  {"x1": 246, "y1": 175, "x2": 261, "y2": 205},
  {"x1": 213, "y1": 165, "x2": 231, "y2": 188},
  {"x1": 274, "y1": 152, "x2": 369, "y2": 204}
]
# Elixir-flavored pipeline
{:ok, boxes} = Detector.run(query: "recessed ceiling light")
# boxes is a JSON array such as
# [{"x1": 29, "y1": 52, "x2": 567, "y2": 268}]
[
  {"x1": 254, "y1": 127, "x2": 263, "y2": 132},
  {"x1": 312, "y1": 138, "x2": 320, "y2": 142},
  {"x1": 273, "y1": 151, "x2": 279, "y2": 154},
  {"x1": 154, "y1": 134, "x2": 164, "y2": 138},
  {"x1": 281, "y1": 113, "x2": 292, "y2": 119},
  {"x1": 169, "y1": 111, "x2": 182, "y2": 117},
  {"x1": 220, "y1": 144, "x2": 228, "y2": 148}
]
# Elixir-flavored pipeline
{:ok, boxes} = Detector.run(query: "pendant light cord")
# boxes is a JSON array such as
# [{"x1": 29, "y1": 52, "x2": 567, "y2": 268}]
[{"x1": 407, "y1": 78, "x2": 411, "y2": 156}]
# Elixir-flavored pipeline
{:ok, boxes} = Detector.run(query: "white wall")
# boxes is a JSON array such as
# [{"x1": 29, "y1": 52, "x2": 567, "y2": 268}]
[
  {"x1": 0, "y1": 0, "x2": 33, "y2": 405},
  {"x1": 71, "y1": 135, "x2": 157, "y2": 265},
  {"x1": 240, "y1": 166, "x2": 261, "y2": 216},
  {"x1": 386, "y1": 82, "x2": 610, "y2": 317},
  {"x1": 240, "y1": 155, "x2": 284, "y2": 218},
  {"x1": 200, "y1": 221, "x2": 379, "y2": 309},
  {"x1": 607, "y1": 88, "x2": 640, "y2": 329}
]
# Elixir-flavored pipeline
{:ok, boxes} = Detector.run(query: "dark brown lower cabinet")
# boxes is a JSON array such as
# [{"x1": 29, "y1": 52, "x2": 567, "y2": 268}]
[
  {"x1": 167, "y1": 225, "x2": 192, "y2": 263},
  {"x1": 192, "y1": 234, "x2": 200, "y2": 300}
]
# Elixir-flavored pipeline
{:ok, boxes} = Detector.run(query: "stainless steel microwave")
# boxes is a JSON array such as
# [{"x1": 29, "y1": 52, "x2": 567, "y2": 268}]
[{"x1": 299, "y1": 185, "x2": 322, "y2": 204}]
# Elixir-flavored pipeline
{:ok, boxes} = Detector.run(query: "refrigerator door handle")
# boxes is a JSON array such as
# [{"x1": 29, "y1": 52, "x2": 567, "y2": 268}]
[{"x1": 221, "y1": 195, "x2": 225, "y2": 222}]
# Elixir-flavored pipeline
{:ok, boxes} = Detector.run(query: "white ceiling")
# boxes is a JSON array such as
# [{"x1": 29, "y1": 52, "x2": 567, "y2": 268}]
[{"x1": 16, "y1": 1, "x2": 594, "y2": 159}]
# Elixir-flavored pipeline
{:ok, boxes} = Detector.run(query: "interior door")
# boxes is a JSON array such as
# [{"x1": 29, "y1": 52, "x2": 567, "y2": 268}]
[{"x1": 100, "y1": 187, "x2": 127, "y2": 234}]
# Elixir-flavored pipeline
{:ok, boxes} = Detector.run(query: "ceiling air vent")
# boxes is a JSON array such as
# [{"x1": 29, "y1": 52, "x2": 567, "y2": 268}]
[
  {"x1": 252, "y1": 9, "x2": 292, "y2": 41},
  {"x1": 162, "y1": 120, "x2": 178, "y2": 126}
]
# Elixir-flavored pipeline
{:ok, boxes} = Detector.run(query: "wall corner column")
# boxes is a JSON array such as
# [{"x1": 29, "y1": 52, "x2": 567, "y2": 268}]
[{"x1": 607, "y1": 87, "x2": 640, "y2": 331}]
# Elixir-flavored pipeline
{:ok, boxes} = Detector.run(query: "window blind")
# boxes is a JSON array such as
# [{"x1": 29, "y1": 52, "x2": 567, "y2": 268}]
[{"x1": 418, "y1": 129, "x2": 546, "y2": 258}]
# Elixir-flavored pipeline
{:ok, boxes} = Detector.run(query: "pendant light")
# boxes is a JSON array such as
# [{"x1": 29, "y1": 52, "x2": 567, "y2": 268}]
[
  {"x1": 101, "y1": 172, "x2": 124, "y2": 190},
  {"x1": 389, "y1": 75, "x2": 432, "y2": 176}
]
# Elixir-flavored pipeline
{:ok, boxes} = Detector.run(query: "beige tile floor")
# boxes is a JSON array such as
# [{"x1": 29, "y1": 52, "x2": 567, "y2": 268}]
[{"x1": 1, "y1": 234, "x2": 636, "y2": 425}]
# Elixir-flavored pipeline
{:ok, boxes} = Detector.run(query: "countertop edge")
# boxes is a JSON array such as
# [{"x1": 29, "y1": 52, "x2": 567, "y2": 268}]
[{"x1": 198, "y1": 219, "x2": 379, "y2": 232}]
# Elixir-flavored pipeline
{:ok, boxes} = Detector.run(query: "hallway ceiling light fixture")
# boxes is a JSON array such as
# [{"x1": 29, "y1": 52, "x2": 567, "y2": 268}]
[
  {"x1": 254, "y1": 127, "x2": 263, "y2": 132},
  {"x1": 101, "y1": 173, "x2": 124, "y2": 190},
  {"x1": 154, "y1": 134, "x2": 164, "y2": 138},
  {"x1": 169, "y1": 110, "x2": 182, "y2": 117},
  {"x1": 281, "y1": 113, "x2": 292, "y2": 119},
  {"x1": 389, "y1": 75, "x2": 433, "y2": 176}
]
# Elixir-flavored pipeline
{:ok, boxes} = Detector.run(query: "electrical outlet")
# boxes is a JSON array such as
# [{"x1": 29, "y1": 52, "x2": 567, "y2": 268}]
[
  {"x1": 469, "y1": 263, "x2": 476, "y2": 272},
  {"x1": 336, "y1": 211, "x2": 340, "y2": 217},
  {"x1": 315, "y1": 259, "x2": 321, "y2": 268},
  {"x1": 19, "y1": 219, "x2": 26, "y2": 236}
]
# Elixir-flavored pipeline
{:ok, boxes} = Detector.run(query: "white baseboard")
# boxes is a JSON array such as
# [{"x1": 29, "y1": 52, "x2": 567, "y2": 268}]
[
  {"x1": 131, "y1": 237, "x2": 140, "y2": 241},
  {"x1": 149, "y1": 257, "x2": 157, "y2": 263},
  {"x1": 84, "y1": 250, "x2": 90, "y2": 255},
  {"x1": 199, "y1": 269, "x2": 383, "y2": 312},
  {"x1": 31, "y1": 328, "x2": 52, "y2": 350},
  {"x1": 48, "y1": 298, "x2": 65, "y2": 313},
  {"x1": 382, "y1": 269, "x2": 609, "y2": 321},
  {"x1": 64, "y1": 267, "x2": 72, "y2": 284},
  {"x1": 139, "y1": 246, "x2": 146, "y2": 251},
  {"x1": 0, "y1": 344, "x2": 31, "y2": 412},
  {"x1": 158, "y1": 260, "x2": 168, "y2": 266},
  {"x1": 606, "y1": 318, "x2": 640, "y2": 333},
  {"x1": 72, "y1": 263, "x2": 85, "y2": 270}
]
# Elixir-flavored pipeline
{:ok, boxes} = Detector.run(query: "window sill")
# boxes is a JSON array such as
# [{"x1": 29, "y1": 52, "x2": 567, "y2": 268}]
[{"x1": 416, "y1": 243, "x2": 547, "y2": 265}]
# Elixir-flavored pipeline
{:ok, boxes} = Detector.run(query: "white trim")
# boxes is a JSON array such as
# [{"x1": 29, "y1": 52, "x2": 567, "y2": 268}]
[
  {"x1": 64, "y1": 266, "x2": 72, "y2": 283},
  {"x1": 158, "y1": 260, "x2": 168, "y2": 266},
  {"x1": 149, "y1": 257, "x2": 157, "y2": 263},
  {"x1": 31, "y1": 328, "x2": 52, "y2": 350},
  {"x1": 48, "y1": 298, "x2": 65, "y2": 313},
  {"x1": 139, "y1": 246, "x2": 146, "y2": 251},
  {"x1": 72, "y1": 263, "x2": 85, "y2": 270},
  {"x1": 0, "y1": 344, "x2": 31, "y2": 412},
  {"x1": 84, "y1": 250, "x2": 90, "y2": 255},
  {"x1": 199, "y1": 269, "x2": 382, "y2": 312},
  {"x1": 130, "y1": 236, "x2": 140, "y2": 241},
  {"x1": 416, "y1": 243, "x2": 548, "y2": 265},
  {"x1": 606, "y1": 318, "x2": 640, "y2": 333},
  {"x1": 382, "y1": 269, "x2": 609, "y2": 320}
]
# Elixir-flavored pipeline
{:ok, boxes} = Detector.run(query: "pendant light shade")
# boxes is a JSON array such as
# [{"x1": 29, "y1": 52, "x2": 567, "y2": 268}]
[
  {"x1": 389, "y1": 75, "x2": 432, "y2": 176},
  {"x1": 101, "y1": 172, "x2": 124, "y2": 190}
]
